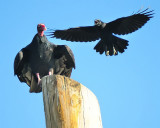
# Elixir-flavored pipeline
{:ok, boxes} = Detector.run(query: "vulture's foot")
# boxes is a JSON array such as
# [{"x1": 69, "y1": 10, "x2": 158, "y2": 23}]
[
  {"x1": 49, "y1": 68, "x2": 54, "y2": 75},
  {"x1": 36, "y1": 73, "x2": 41, "y2": 85},
  {"x1": 49, "y1": 71, "x2": 52, "y2": 75}
]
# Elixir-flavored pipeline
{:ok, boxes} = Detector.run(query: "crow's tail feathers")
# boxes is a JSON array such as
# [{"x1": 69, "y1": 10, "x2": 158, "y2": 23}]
[{"x1": 94, "y1": 35, "x2": 129, "y2": 56}]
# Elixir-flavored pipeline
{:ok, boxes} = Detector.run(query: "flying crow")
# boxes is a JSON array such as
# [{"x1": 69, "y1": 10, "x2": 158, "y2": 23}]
[{"x1": 50, "y1": 8, "x2": 154, "y2": 56}]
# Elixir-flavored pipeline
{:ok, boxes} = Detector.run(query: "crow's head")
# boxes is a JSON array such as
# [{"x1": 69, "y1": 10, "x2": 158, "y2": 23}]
[
  {"x1": 94, "y1": 19, "x2": 103, "y2": 26},
  {"x1": 37, "y1": 24, "x2": 47, "y2": 36}
]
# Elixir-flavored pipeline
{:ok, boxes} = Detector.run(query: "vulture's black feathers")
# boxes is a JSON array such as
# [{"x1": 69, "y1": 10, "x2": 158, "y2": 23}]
[{"x1": 14, "y1": 34, "x2": 75, "y2": 93}]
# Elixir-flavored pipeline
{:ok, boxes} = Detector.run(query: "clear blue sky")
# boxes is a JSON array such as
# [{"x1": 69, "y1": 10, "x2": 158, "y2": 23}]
[{"x1": 0, "y1": 0, "x2": 159, "y2": 128}]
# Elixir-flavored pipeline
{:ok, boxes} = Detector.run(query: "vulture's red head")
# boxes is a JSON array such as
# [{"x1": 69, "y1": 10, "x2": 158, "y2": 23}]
[{"x1": 37, "y1": 23, "x2": 46, "y2": 36}]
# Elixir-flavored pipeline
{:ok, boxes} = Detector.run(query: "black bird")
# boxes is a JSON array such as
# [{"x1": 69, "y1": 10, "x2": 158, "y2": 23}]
[
  {"x1": 50, "y1": 8, "x2": 154, "y2": 56},
  {"x1": 14, "y1": 24, "x2": 75, "y2": 93}
]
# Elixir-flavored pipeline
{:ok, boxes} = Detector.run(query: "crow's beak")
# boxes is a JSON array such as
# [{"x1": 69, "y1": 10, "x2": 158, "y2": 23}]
[{"x1": 94, "y1": 20, "x2": 98, "y2": 24}]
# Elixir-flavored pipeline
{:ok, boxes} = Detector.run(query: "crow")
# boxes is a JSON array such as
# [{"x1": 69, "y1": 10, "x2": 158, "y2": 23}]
[{"x1": 50, "y1": 8, "x2": 154, "y2": 56}]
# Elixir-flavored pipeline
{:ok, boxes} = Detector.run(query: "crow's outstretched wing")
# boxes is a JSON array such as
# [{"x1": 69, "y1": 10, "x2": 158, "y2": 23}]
[
  {"x1": 51, "y1": 26, "x2": 101, "y2": 42},
  {"x1": 106, "y1": 8, "x2": 154, "y2": 35}
]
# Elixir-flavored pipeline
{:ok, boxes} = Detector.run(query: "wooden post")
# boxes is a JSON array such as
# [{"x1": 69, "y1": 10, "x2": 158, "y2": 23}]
[{"x1": 41, "y1": 75, "x2": 103, "y2": 128}]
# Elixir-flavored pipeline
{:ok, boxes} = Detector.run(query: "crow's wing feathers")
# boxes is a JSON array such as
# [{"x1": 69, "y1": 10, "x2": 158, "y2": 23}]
[
  {"x1": 107, "y1": 8, "x2": 154, "y2": 35},
  {"x1": 52, "y1": 26, "x2": 101, "y2": 42}
]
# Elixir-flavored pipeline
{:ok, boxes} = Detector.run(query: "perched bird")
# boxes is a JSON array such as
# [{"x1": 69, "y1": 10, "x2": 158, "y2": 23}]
[
  {"x1": 50, "y1": 8, "x2": 154, "y2": 56},
  {"x1": 14, "y1": 24, "x2": 75, "y2": 93}
]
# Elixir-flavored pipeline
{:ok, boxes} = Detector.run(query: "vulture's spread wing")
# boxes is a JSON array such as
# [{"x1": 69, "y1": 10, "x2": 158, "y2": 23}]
[
  {"x1": 14, "y1": 48, "x2": 40, "y2": 92},
  {"x1": 14, "y1": 48, "x2": 29, "y2": 81},
  {"x1": 54, "y1": 45, "x2": 75, "y2": 69}
]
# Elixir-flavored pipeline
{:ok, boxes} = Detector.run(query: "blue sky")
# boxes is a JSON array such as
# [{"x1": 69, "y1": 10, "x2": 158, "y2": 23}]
[{"x1": 0, "y1": 0, "x2": 159, "y2": 128}]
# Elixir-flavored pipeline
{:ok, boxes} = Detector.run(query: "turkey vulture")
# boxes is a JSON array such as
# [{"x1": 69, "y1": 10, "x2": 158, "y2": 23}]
[
  {"x1": 14, "y1": 24, "x2": 75, "y2": 93},
  {"x1": 49, "y1": 8, "x2": 154, "y2": 56}
]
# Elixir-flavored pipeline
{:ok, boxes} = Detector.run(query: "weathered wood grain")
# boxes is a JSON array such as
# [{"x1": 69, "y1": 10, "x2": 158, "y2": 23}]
[{"x1": 42, "y1": 75, "x2": 103, "y2": 128}]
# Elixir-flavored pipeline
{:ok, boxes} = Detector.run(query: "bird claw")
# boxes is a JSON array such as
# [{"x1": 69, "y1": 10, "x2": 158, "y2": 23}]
[
  {"x1": 49, "y1": 72, "x2": 52, "y2": 75},
  {"x1": 38, "y1": 79, "x2": 42, "y2": 89},
  {"x1": 37, "y1": 78, "x2": 41, "y2": 85},
  {"x1": 36, "y1": 73, "x2": 42, "y2": 88}
]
